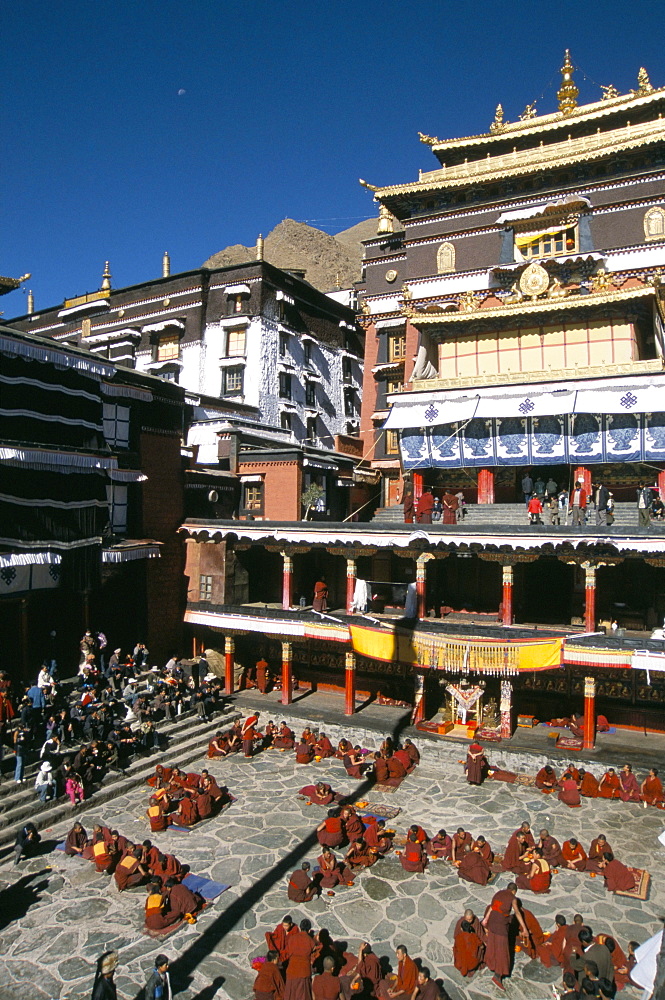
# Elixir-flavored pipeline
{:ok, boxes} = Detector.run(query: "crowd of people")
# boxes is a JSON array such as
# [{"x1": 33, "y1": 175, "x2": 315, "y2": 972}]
[{"x1": 145, "y1": 763, "x2": 232, "y2": 830}]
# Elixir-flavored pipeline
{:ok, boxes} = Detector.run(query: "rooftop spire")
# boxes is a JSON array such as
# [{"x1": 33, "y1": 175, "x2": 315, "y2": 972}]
[
  {"x1": 256, "y1": 234, "x2": 264, "y2": 260},
  {"x1": 100, "y1": 261, "x2": 112, "y2": 292},
  {"x1": 557, "y1": 49, "x2": 578, "y2": 114},
  {"x1": 162, "y1": 251, "x2": 171, "y2": 277},
  {"x1": 27, "y1": 290, "x2": 34, "y2": 314}
]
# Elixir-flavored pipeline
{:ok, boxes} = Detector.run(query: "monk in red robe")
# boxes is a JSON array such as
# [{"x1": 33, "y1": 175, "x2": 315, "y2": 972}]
[
  {"x1": 195, "y1": 789, "x2": 214, "y2": 820},
  {"x1": 516, "y1": 848, "x2": 551, "y2": 893},
  {"x1": 314, "y1": 734, "x2": 335, "y2": 759},
  {"x1": 165, "y1": 877, "x2": 204, "y2": 920},
  {"x1": 242, "y1": 713, "x2": 261, "y2": 758},
  {"x1": 465, "y1": 743, "x2": 487, "y2": 785},
  {"x1": 364, "y1": 819, "x2": 393, "y2": 856},
  {"x1": 316, "y1": 810, "x2": 344, "y2": 848},
  {"x1": 585, "y1": 835, "x2": 612, "y2": 872},
  {"x1": 144, "y1": 882, "x2": 181, "y2": 932},
  {"x1": 274, "y1": 723, "x2": 295, "y2": 750},
  {"x1": 535, "y1": 765, "x2": 558, "y2": 792},
  {"x1": 64, "y1": 822, "x2": 88, "y2": 856},
  {"x1": 295, "y1": 740, "x2": 314, "y2": 764},
  {"x1": 313, "y1": 957, "x2": 341, "y2": 1000},
  {"x1": 284, "y1": 919, "x2": 315, "y2": 999},
  {"x1": 340, "y1": 806, "x2": 365, "y2": 844},
  {"x1": 482, "y1": 884, "x2": 528, "y2": 988},
  {"x1": 114, "y1": 848, "x2": 149, "y2": 891},
  {"x1": 265, "y1": 916, "x2": 297, "y2": 964},
  {"x1": 539, "y1": 915, "x2": 568, "y2": 968},
  {"x1": 201, "y1": 773, "x2": 226, "y2": 804},
  {"x1": 317, "y1": 848, "x2": 354, "y2": 890},
  {"x1": 537, "y1": 829, "x2": 563, "y2": 866},
  {"x1": 475, "y1": 835, "x2": 493, "y2": 863},
  {"x1": 372, "y1": 753, "x2": 390, "y2": 785},
  {"x1": 254, "y1": 951, "x2": 284, "y2": 1000},
  {"x1": 287, "y1": 863, "x2": 318, "y2": 903},
  {"x1": 502, "y1": 823, "x2": 534, "y2": 873},
  {"x1": 519, "y1": 907, "x2": 545, "y2": 959},
  {"x1": 453, "y1": 919, "x2": 484, "y2": 977},
  {"x1": 599, "y1": 852, "x2": 636, "y2": 892},
  {"x1": 393, "y1": 745, "x2": 414, "y2": 774},
  {"x1": 378, "y1": 945, "x2": 418, "y2": 999},
  {"x1": 427, "y1": 829, "x2": 452, "y2": 859},
  {"x1": 416, "y1": 489, "x2": 435, "y2": 524},
  {"x1": 169, "y1": 792, "x2": 198, "y2": 827},
  {"x1": 451, "y1": 827, "x2": 473, "y2": 862},
  {"x1": 355, "y1": 943, "x2": 381, "y2": 997},
  {"x1": 385, "y1": 753, "x2": 407, "y2": 787},
  {"x1": 619, "y1": 764, "x2": 641, "y2": 802},
  {"x1": 207, "y1": 733, "x2": 230, "y2": 758},
  {"x1": 578, "y1": 769, "x2": 600, "y2": 797},
  {"x1": 335, "y1": 738, "x2": 353, "y2": 759},
  {"x1": 344, "y1": 840, "x2": 376, "y2": 871},
  {"x1": 146, "y1": 764, "x2": 173, "y2": 787},
  {"x1": 299, "y1": 782, "x2": 338, "y2": 806},
  {"x1": 562, "y1": 838, "x2": 587, "y2": 871},
  {"x1": 399, "y1": 831, "x2": 427, "y2": 873},
  {"x1": 598, "y1": 768, "x2": 621, "y2": 799},
  {"x1": 558, "y1": 773, "x2": 582, "y2": 808},
  {"x1": 403, "y1": 739, "x2": 420, "y2": 767},
  {"x1": 454, "y1": 908, "x2": 484, "y2": 940},
  {"x1": 343, "y1": 747, "x2": 366, "y2": 780},
  {"x1": 458, "y1": 843, "x2": 491, "y2": 886},
  {"x1": 599, "y1": 936, "x2": 630, "y2": 992},
  {"x1": 641, "y1": 768, "x2": 664, "y2": 806},
  {"x1": 155, "y1": 852, "x2": 185, "y2": 882}
]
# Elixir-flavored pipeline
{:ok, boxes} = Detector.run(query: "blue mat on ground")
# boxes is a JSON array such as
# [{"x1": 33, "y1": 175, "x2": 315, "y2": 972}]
[
  {"x1": 182, "y1": 873, "x2": 230, "y2": 900},
  {"x1": 169, "y1": 824, "x2": 193, "y2": 833}
]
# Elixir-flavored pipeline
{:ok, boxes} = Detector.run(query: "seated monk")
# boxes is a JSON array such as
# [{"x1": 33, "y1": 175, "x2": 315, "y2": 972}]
[
  {"x1": 343, "y1": 746, "x2": 366, "y2": 780},
  {"x1": 403, "y1": 739, "x2": 420, "y2": 768},
  {"x1": 81, "y1": 823, "x2": 111, "y2": 861},
  {"x1": 519, "y1": 907, "x2": 545, "y2": 960},
  {"x1": 194, "y1": 789, "x2": 214, "y2": 820},
  {"x1": 599, "y1": 852, "x2": 636, "y2": 893},
  {"x1": 535, "y1": 765, "x2": 558, "y2": 792},
  {"x1": 537, "y1": 829, "x2": 563, "y2": 867},
  {"x1": 91, "y1": 832, "x2": 118, "y2": 874},
  {"x1": 385, "y1": 752, "x2": 407, "y2": 787},
  {"x1": 314, "y1": 733, "x2": 335, "y2": 759},
  {"x1": 474, "y1": 835, "x2": 494, "y2": 864},
  {"x1": 287, "y1": 862, "x2": 318, "y2": 902},
  {"x1": 265, "y1": 915, "x2": 296, "y2": 964},
  {"x1": 207, "y1": 733, "x2": 229, "y2": 758},
  {"x1": 408, "y1": 824, "x2": 429, "y2": 845},
  {"x1": 399, "y1": 831, "x2": 427, "y2": 873},
  {"x1": 144, "y1": 882, "x2": 181, "y2": 931},
  {"x1": 183, "y1": 771, "x2": 201, "y2": 790},
  {"x1": 200, "y1": 772, "x2": 226, "y2": 803},
  {"x1": 578, "y1": 769, "x2": 600, "y2": 798},
  {"x1": 316, "y1": 810, "x2": 344, "y2": 848},
  {"x1": 64, "y1": 822, "x2": 88, "y2": 856},
  {"x1": 114, "y1": 847, "x2": 149, "y2": 891},
  {"x1": 569, "y1": 714, "x2": 584, "y2": 739},
  {"x1": 502, "y1": 823, "x2": 535, "y2": 874},
  {"x1": 295, "y1": 740, "x2": 315, "y2": 765},
  {"x1": 558, "y1": 773, "x2": 582, "y2": 808},
  {"x1": 168, "y1": 792, "x2": 199, "y2": 827},
  {"x1": 451, "y1": 827, "x2": 473, "y2": 862},
  {"x1": 585, "y1": 835, "x2": 613, "y2": 873},
  {"x1": 516, "y1": 848, "x2": 551, "y2": 893},
  {"x1": 562, "y1": 838, "x2": 587, "y2": 871},
  {"x1": 596, "y1": 714, "x2": 611, "y2": 733},
  {"x1": 539, "y1": 914, "x2": 569, "y2": 968},
  {"x1": 299, "y1": 782, "x2": 338, "y2": 806},
  {"x1": 147, "y1": 799, "x2": 169, "y2": 832},
  {"x1": 261, "y1": 721, "x2": 276, "y2": 748},
  {"x1": 254, "y1": 950, "x2": 284, "y2": 1000},
  {"x1": 165, "y1": 876, "x2": 204, "y2": 920},
  {"x1": 565, "y1": 762, "x2": 580, "y2": 782},
  {"x1": 273, "y1": 723, "x2": 295, "y2": 750},
  {"x1": 141, "y1": 840, "x2": 161, "y2": 872},
  {"x1": 301, "y1": 727, "x2": 316, "y2": 746},
  {"x1": 458, "y1": 843, "x2": 491, "y2": 886},
  {"x1": 598, "y1": 935, "x2": 630, "y2": 992},
  {"x1": 317, "y1": 848, "x2": 354, "y2": 890},
  {"x1": 226, "y1": 727, "x2": 242, "y2": 753},
  {"x1": 344, "y1": 840, "x2": 376, "y2": 871},
  {"x1": 427, "y1": 829, "x2": 452, "y2": 859},
  {"x1": 378, "y1": 944, "x2": 418, "y2": 1000},
  {"x1": 364, "y1": 819, "x2": 393, "y2": 856},
  {"x1": 335, "y1": 738, "x2": 353, "y2": 759},
  {"x1": 155, "y1": 851, "x2": 185, "y2": 882},
  {"x1": 619, "y1": 764, "x2": 641, "y2": 802},
  {"x1": 355, "y1": 942, "x2": 381, "y2": 997},
  {"x1": 146, "y1": 764, "x2": 173, "y2": 788},
  {"x1": 393, "y1": 746, "x2": 414, "y2": 774},
  {"x1": 372, "y1": 753, "x2": 390, "y2": 785},
  {"x1": 341, "y1": 806, "x2": 365, "y2": 844},
  {"x1": 453, "y1": 919, "x2": 484, "y2": 977},
  {"x1": 598, "y1": 768, "x2": 621, "y2": 799},
  {"x1": 641, "y1": 768, "x2": 664, "y2": 806}
]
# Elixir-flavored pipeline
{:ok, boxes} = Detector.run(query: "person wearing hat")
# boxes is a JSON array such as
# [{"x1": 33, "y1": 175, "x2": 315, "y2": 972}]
[
  {"x1": 35, "y1": 761, "x2": 56, "y2": 802},
  {"x1": 91, "y1": 951, "x2": 118, "y2": 1000}
]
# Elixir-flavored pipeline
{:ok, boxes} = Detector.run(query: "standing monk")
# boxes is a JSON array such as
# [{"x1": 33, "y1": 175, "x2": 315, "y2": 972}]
[
  {"x1": 284, "y1": 919, "x2": 315, "y2": 1000},
  {"x1": 482, "y1": 884, "x2": 528, "y2": 989},
  {"x1": 416, "y1": 489, "x2": 435, "y2": 524},
  {"x1": 465, "y1": 743, "x2": 487, "y2": 785},
  {"x1": 313, "y1": 578, "x2": 328, "y2": 613},
  {"x1": 265, "y1": 915, "x2": 297, "y2": 965},
  {"x1": 256, "y1": 658, "x2": 269, "y2": 695},
  {"x1": 242, "y1": 712, "x2": 261, "y2": 758},
  {"x1": 254, "y1": 951, "x2": 284, "y2": 1000},
  {"x1": 453, "y1": 918, "x2": 485, "y2": 977},
  {"x1": 312, "y1": 957, "x2": 341, "y2": 1000},
  {"x1": 441, "y1": 490, "x2": 459, "y2": 524}
]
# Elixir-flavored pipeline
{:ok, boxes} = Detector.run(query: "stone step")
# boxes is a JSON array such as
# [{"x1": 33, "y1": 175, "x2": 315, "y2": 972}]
[
  {"x1": 372, "y1": 501, "x2": 639, "y2": 526},
  {"x1": 0, "y1": 708, "x2": 241, "y2": 850}
]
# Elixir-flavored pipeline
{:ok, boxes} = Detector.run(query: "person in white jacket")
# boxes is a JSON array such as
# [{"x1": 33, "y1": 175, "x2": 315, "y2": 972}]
[{"x1": 34, "y1": 762, "x2": 56, "y2": 803}]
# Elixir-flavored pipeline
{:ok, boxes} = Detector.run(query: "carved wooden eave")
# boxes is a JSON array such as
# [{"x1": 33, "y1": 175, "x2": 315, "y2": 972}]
[
  {"x1": 402, "y1": 283, "x2": 660, "y2": 326},
  {"x1": 372, "y1": 117, "x2": 665, "y2": 200}
]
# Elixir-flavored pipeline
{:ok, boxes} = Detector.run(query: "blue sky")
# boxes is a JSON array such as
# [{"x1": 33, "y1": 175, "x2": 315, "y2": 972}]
[{"x1": 3, "y1": 0, "x2": 663, "y2": 314}]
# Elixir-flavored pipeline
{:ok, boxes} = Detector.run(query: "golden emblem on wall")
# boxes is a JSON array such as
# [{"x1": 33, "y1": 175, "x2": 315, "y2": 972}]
[
  {"x1": 385, "y1": 269, "x2": 398, "y2": 283},
  {"x1": 519, "y1": 262, "x2": 550, "y2": 300}
]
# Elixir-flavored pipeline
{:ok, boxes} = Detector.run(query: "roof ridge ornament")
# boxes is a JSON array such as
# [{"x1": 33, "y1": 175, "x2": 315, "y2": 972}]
[
  {"x1": 557, "y1": 49, "x2": 579, "y2": 115},
  {"x1": 489, "y1": 103, "x2": 507, "y2": 133},
  {"x1": 634, "y1": 67, "x2": 654, "y2": 96},
  {"x1": 600, "y1": 83, "x2": 620, "y2": 101},
  {"x1": 519, "y1": 102, "x2": 537, "y2": 121},
  {"x1": 418, "y1": 132, "x2": 440, "y2": 146}
]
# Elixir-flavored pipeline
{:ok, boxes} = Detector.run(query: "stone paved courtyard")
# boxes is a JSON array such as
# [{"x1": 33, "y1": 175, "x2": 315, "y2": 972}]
[{"x1": 1, "y1": 719, "x2": 663, "y2": 1000}]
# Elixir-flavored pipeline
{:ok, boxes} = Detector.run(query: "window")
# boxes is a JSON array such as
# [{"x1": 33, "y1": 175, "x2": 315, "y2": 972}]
[
  {"x1": 280, "y1": 412, "x2": 292, "y2": 432},
  {"x1": 279, "y1": 332, "x2": 288, "y2": 357},
  {"x1": 306, "y1": 417, "x2": 318, "y2": 444},
  {"x1": 385, "y1": 430, "x2": 399, "y2": 454},
  {"x1": 644, "y1": 207, "x2": 665, "y2": 241},
  {"x1": 386, "y1": 379, "x2": 401, "y2": 395},
  {"x1": 222, "y1": 367, "x2": 244, "y2": 395},
  {"x1": 303, "y1": 340, "x2": 312, "y2": 365},
  {"x1": 517, "y1": 225, "x2": 577, "y2": 259},
  {"x1": 160, "y1": 369, "x2": 179, "y2": 383},
  {"x1": 344, "y1": 387, "x2": 356, "y2": 417},
  {"x1": 227, "y1": 328, "x2": 246, "y2": 357},
  {"x1": 199, "y1": 575, "x2": 213, "y2": 601},
  {"x1": 227, "y1": 294, "x2": 245, "y2": 315},
  {"x1": 342, "y1": 356, "x2": 353, "y2": 382},
  {"x1": 437, "y1": 242, "x2": 455, "y2": 273},
  {"x1": 103, "y1": 403, "x2": 130, "y2": 448},
  {"x1": 388, "y1": 332, "x2": 406, "y2": 362},
  {"x1": 157, "y1": 334, "x2": 180, "y2": 361},
  {"x1": 106, "y1": 484, "x2": 128, "y2": 534},
  {"x1": 243, "y1": 482, "x2": 264, "y2": 513},
  {"x1": 279, "y1": 372, "x2": 292, "y2": 399},
  {"x1": 305, "y1": 380, "x2": 317, "y2": 407}
]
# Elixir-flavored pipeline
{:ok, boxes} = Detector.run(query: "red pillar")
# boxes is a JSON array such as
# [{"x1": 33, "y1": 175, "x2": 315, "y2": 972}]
[
  {"x1": 281, "y1": 641, "x2": 292, "y2": 706},
  {"x1": 412, "y1": 472, "x2": 424, "y2": 505},
  {"x1": 502, "y1": 564, "x2": 514, "y2": 626},
  {"x1": 658, "y1": 469, "x2": 665, "y2": 502},
  {"x1": 282, "y1": 552, "x2": 293, "y2": 611},
  {"x1": 478, "y1": 468, "x2": 495, "y2": 504},
  {"x1": 416, "y1": 555, "x2": 428, "y2": 619},
  {"x1": 346, "y1": 557, "x2": 356, "y2": 614},
  {"x1": 573, "y1": 466, "x2": 592, "y2": 497},
  {"x1": 412, "y1": 670, "x2": 426, "y2": 724},
  {"x1": 583, "y1": 675, "x2": 596, "y2": 750},
  {"x1": 344, "y1": 651, "x2": 356, "y2": 715},
  {"x1": 224, "y1": 635, "x2": 235, "y2": 694},
  {"x1": 584, "y1": 563, "x2": 596, "y2": 632}
]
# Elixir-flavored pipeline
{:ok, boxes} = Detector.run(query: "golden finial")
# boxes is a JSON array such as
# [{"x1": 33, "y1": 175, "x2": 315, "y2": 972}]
[
  {"x1": 489, "y1": 104, "x2": 506, "y2": 133},
  {"x1": 377, "y1": 204, "x2": 394, "y2": 235},
  {"x1": 256, "y1": 234, "x2": 264, "y2": 261},
  {"x1": 519, "y1": 102, "x2": 537, "y2": 121},
  {"x1": 100, "y1": 261, "x2": 112, "y2": 292},
  {"x1": 557, "y1": 50, "x2": 579, "y2": 114},
  {"x1": 418, "y1": 132, "x2": 440, "y2": 146},
  {"x1": 359, "y1": 178, "x2": 379, "y2": 192},
  {"x1": 635, "y1": 67, "x2": 654, "y2": 96},
  {"x1": 162, "y1": 251, "x2": 171, "y2": 277},
  {"x1": 601, "y1": 83, "x2": 619, "y2": 101},
  {"x1": 27, "y1": 290, "x2": 34, "y2": 314}
]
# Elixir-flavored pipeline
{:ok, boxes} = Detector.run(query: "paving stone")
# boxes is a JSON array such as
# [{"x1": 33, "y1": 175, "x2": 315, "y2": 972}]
[
  {"x1": 521, "y1": 959, "x2": 559, "y2": 982},
  {"x1": 59, "y1": 955, "x2": 96, "y2": 981},
  {"x1": 362, "y1": 876, "x2": 395, "y2": 901}
]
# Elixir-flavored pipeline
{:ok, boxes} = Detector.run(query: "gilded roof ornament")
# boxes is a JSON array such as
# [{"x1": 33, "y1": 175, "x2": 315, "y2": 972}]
[
  {"x1": 635, "y1": 67, "x2": 654, "y2": 96},
  {"x1": 489, "y1": 104, "x2": 507, "y2": 133},
  {"x1": 519, "y1": 102, "x2": 537, "y2": 121},
  {"x1": 100, "y1": 261, "x2": 112, "y2": 292},
  {"x1": 377, "y1": 204, "x2": 394, "y2": 234},
  {"x1": 359, "y1": 178, "x2": 379, "y2": 192},
  {"x1": 418, "y1": 132, "x2": 440, "y2": 146},
  {"x1": 600, "y1": 83, "x2": 619, "y2": 101},
  {"x1": 557, "y1": 50, "x2": 578, "y2": 114}
]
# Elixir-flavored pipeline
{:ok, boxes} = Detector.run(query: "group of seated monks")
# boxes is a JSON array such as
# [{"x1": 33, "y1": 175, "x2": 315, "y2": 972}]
[
  {"x1": 533, "y1": 762, "x2": 663, "y2": 808},
  {"x1": 502, "y1": 822, "x2": 638, "y2": 894},
  {"x1": 62, "y1": 820, "x2": 204, "y2": 931},
  {"x1": 145, "y1": 764, "x2": 231, "y2": 830},
  {"x1": 453, "y1": 901, "x2": 640, "y2": 995},
  {"x1": 255, "y1": 916, "x2": 442, "y2": 1000}
]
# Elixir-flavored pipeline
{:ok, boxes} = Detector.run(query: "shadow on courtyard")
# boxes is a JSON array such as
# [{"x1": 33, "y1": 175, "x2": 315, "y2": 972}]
[
  {"x1": 129, "y1": 707, "x2": 414, "y2": 999},
  {"x1": 0, "y1": 868, "x2": 52, "y2": 931}
]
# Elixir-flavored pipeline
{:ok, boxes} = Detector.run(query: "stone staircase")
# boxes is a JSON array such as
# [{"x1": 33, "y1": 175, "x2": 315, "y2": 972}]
[
  {"x1": 0, "y1": 703, "x2": 241, "y2": 852},
  {"x1": 372, "y1": 501, "x2": 639, "y2": 527}
]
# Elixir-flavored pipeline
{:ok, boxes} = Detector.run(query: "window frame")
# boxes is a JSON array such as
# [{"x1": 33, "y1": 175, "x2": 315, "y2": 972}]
[
  {"x1": 305, "y1": 380, "x2": 317, "y2": 407},
  {"x1": 222, "y1": 366, "x2": 244, "y2": 396},
  {"x1": 103, "y1": 403, "x2": 131, "y2": 449},
  {"x1": 156, "y1": 333, "x2": 181, "y2": 362},
  {"x1": 105, "y1": 483, "x2": 128, "y2": 534},
  {"x1": 278, "y1": 371, "x2": 292, "y2": 400},
  {"x1": 436, "y1": 241, "x2": 455, "y2": 274},
  {"x1": 242, "y1": 482, "x2": 264, "y2": 515},
  {"x1": 644, "y1": 207, "x2": 665, "y2": 241},
  {"x1": 388, "y1": 332, "x2": 406, "y2": 363},
  {"x1": 199, "y1": 574, "x2": 213, "y2": 601},
  {"x1": 517, "y1": 224, "x2": 578, "y2": 260},
  {"x1": 385, "y1": 429, "x2": 400, "y2": 455},
  {"x1": 226, "y1": 327, "x2": 246, "y2": 357}
]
